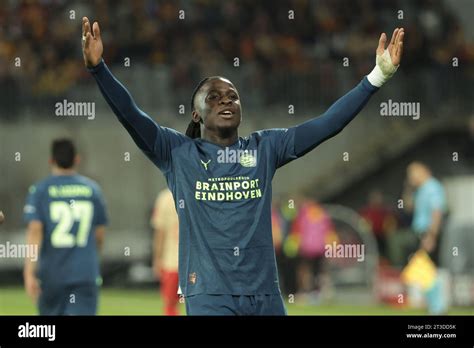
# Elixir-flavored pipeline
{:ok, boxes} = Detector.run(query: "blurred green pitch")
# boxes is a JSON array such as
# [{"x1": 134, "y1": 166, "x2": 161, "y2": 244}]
[{"x1": 0, "y1": 287, "x2": 472, "y2": 315}]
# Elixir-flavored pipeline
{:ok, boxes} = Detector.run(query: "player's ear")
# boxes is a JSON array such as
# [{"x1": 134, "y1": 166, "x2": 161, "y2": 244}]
[
  {"x1": 74, "y1": 154, "x2": 81, "y2": 167},
  {"x1": 48, "y1": 157, "x2": 55, "y2": 166},
  {"x1": 191, "y1": 110, "x2": 201, "y2": 123}
]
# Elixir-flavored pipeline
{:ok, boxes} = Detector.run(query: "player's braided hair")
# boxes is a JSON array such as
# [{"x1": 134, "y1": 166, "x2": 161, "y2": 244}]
[{"x1": 186, "y1": 77, "x2": 211, "y2": 139}]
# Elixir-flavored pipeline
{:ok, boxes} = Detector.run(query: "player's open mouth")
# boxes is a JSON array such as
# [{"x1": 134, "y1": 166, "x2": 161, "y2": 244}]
[{"x1": 218, "y1": 110, "x2": 235, "y2": 119}]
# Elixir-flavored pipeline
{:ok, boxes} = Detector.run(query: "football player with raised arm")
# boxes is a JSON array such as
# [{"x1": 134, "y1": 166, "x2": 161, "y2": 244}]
[{"x1": 82, "y1": 17, "x2": 403, "y2": 315}]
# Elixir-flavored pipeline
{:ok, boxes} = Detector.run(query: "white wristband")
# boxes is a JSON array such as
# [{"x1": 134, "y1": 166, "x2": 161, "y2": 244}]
[{"x1": 366, "y1": 49, "x2": 399, "y2": 88}]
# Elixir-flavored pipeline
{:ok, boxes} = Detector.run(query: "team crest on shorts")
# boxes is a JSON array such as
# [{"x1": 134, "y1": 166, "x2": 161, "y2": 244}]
[
  {"x1": 239, "y1": 151, "x2": 257, "y2": 167},
  {"x1": 189, "y1": 272, "x2": 197, "y2": 284}
]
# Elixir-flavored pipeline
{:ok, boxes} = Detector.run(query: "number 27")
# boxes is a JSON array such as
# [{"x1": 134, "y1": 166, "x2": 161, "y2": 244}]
[{"x1": 50, "y1": 201, "x2": 93, "y2": 248}]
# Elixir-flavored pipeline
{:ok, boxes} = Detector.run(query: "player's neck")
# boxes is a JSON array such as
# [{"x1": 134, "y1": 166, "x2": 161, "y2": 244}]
[
  {"x1": 51, "y1": 167, "x2": 77, "y2": 176},
  {"x1": 202, "y1": 129, "x2": 238, "y2": 147}
]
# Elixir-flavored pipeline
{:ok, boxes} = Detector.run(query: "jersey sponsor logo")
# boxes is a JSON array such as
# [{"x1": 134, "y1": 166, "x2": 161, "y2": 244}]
[
  {"x1": 200, "y1": 159, "x2": 211, "y2": 170},
  {"x1": 195, "y1": 177, "x2": 262, "y2": 201}
]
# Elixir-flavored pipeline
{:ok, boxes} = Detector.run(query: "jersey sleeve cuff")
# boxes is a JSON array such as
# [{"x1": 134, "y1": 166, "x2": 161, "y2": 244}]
[
  {"x1": 362, "y1": 76, "x2": 380, "y2": 93},
  {"x1": 87, "y1": 59, "x2": 105, "y2": 74}
]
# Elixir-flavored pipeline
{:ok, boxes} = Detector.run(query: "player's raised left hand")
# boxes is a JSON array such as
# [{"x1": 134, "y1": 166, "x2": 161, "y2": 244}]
[
  {"x1": 377, "y1": 27, "x2": 404, "y2": 66},
  {"x1": 368, "y1": 28, "x2": 404, "y2": 87}
]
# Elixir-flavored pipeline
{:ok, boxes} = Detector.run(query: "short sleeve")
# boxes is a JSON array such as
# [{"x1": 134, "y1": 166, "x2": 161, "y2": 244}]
[
  {"x1": 93, "y1": 186, "x2": 109, "y2": 226},
  {"x1": 23, "y1": 185, "x2": 42, "y2": 224},
  {"x1": 429, "y1": 187, "x2": 445, "y2": 211}
]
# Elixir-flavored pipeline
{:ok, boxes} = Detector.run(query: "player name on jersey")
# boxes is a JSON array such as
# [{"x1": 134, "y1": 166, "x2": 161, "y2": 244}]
[{"x1": 48, "y1": 185, "x2": 93, "y2": 198}]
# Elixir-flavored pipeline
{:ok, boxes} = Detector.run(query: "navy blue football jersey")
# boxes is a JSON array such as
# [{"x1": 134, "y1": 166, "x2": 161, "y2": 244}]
[{"x1": 24, "y1": 175, "x2": 108, "y2": 287}]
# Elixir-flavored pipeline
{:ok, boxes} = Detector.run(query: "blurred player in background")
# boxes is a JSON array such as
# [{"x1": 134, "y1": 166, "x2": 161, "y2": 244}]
[
  {"x1": 82, "y1": 16, "x2": 404, "y2": 315},
  {"x1": 23, "y1": 138, "x2": 108, "y2": 315},
  {"x1": 403, "y1": 161, "x2": 448, "y2": 314},
  {"x1": 151, "y1": 188, "x2": 180, "y2": 316}
]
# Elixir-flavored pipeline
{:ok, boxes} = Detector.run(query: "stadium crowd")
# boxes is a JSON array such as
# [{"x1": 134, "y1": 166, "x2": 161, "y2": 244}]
[{"x1": 0, "y1": 0, "x2": 472, "y2": 109}]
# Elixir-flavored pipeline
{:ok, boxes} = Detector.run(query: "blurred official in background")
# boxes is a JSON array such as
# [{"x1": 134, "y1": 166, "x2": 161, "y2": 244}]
[
  {"x1": 403, "y1": 161, "x2": 448, "y2": 314},
  {"x1": 405, "y1": 162, "x2": 447, "y2": 262}
]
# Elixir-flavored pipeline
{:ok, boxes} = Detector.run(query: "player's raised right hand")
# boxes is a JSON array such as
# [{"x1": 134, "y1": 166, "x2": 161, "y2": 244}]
[{"x1": 82, "y1": 17, "x2": 103, "y2": 68}]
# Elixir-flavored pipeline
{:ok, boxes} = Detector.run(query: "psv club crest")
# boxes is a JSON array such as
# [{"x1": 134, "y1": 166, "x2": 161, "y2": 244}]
[{"x1": 239, "y1": 152, "x2": 257, "y2": 167}]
